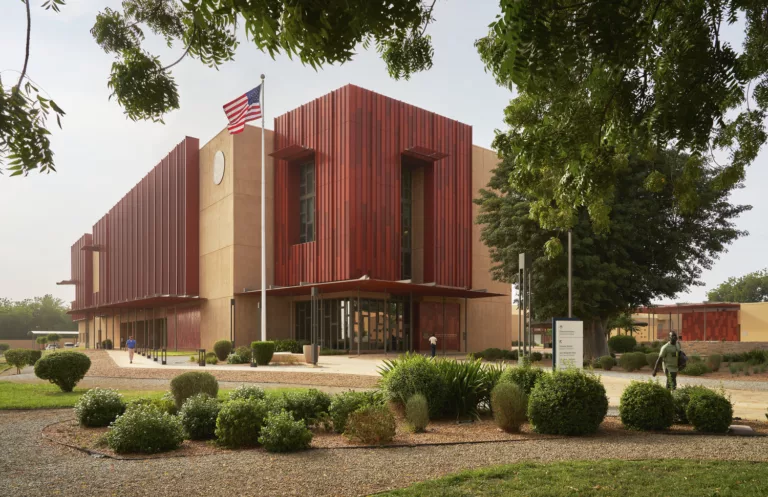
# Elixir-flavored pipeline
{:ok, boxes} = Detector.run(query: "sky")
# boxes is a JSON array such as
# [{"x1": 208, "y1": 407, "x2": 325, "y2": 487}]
[{"x1": 0, "y1": 0, "x2": 766, "y2": 307}]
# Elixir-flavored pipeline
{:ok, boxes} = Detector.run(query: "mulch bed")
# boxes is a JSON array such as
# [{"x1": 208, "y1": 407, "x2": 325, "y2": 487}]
[{"x1": 44, "y1": 414, "x2": 768, "y2": 460}]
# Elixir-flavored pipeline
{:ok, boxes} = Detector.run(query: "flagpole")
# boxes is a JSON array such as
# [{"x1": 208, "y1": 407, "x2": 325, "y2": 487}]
[{"x1": 260, "y1": 73, "x2": 267, "y2": 342}]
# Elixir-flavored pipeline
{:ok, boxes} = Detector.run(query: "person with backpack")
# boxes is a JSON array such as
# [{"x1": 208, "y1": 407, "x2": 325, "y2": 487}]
[{"x1": 652, "y1": 331, "x2": 685, "y2": 390}]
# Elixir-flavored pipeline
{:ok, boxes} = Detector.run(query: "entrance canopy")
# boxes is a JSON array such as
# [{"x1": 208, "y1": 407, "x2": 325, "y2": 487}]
[
  {"x1": 67, "y1": 295, "x2": 206, "y2": 315},
  {"x1": 238, "y1": 277, "x2": 505, "y2": 299}
]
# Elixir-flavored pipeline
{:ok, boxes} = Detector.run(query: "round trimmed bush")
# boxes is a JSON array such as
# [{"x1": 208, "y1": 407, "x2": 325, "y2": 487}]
[
  {"x1": 671, "y1": 385, "x2": 710, "y2": 424},
  {"x1": 344, "y1": 404, "x2": 396, "y2": 445},
  {"x1": 646, "y1": 352, "x2": 659, "y2": 368},
  {"x1": 228, "y1": 385, "x2": 266, "y2": 403},
  {"x1": 608, "y1": 335, "x2": 637, "y2": 353},
  {"x1": 179, "y1": 393, "x2": 221, "y2": 440},
  {"x1": 27, "y1": 349, "x2": 42, "y2": 365},
  {"x1": 0, "y1": 343, "x2": 9, "y2": 354},
  {"x1": 619, "y1": 381, "x2": 674, "y2": 431},
  {"x1": 213, "y1": 340, "x2": 233, "y2": 361},
  {"x1": 75, "y1": 388, "x2": 126, "y2": 427},
  {"x1": 251, "y1": 341, "x2": 275, "y2": 365},
  {"x1": 102, "y1": 339, "x2": 113, "y2": 350},
  {"x1": 686, "y1": 390, "x2": 733, "y2": 433},
  {"x1": 498, "y1": 365, "x2": 545, "y2": 395},
  {"x1": 530, "y1": 351, "x2": 543, "y2": 363},
  {"x1": 281, "y1": 389, "x2": 332, "y2": 426},
  {"x1": 126, "y1": 394, "x2": 177, "y2": 415},
  {"x1": 215, "y1": 399, "x2": 268, "y2": 448},
  {"x1": 169, "y1": 372, "x2": 219, "y2": 408},
  {"x1": 618, "y1": 352, "x2": 647, "y2": 372},
  {"x1": 33, "y1": 351, "x2": 91, "y2": 392},
  {"x1": 707, "y1": 354, "x2": 723, "y2": 372},
  {"x1": 405, "y1": 393, "x2": 429, "y2": 433},
  {"x1": 379, "y1": 353, "x2": 445, "y2": 418},
  {"x1": 205, "y1": 354, "x2": 218, "y2": 365},
  {"x1": 258, "y1": 410, "x2": 313, "y2": 452},
  {"x1": 682, "y1": 361, "x2": 711, "y2": 376},
  {"x1": 528, "y1": 369, "x2": 608, "y2": 436},
  {"x1": 106, "y1": 405, "x2": 184, "y2": 454},
  {"x1": 4, "y1": 349, "x2": 30, "y2": 374},
  {"x1": 599, "y1": 356, "x2": 615, "y2": 370},
  {"x1": 491, "y1": 382, "x2": 527, "y2": 433},
  {"x1": 227, "y1": 346, "x2": 252, "y2": 364},
  {"x1": 329, "y1": 390, "x2": 382, "y2": 433}
]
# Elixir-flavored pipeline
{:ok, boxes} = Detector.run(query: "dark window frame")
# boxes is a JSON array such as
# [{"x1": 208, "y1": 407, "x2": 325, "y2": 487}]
[{"x1": 299, "y1": 161, "x2": 315, "y2": 243}]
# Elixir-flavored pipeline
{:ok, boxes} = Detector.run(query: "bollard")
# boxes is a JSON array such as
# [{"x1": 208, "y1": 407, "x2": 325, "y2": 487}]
[
  {"x1": 198, "y1": 349, "x2": 206, "y2": 367},
  {"x1": 161, "y1": 348, "x2": 167, "y2": 365}
]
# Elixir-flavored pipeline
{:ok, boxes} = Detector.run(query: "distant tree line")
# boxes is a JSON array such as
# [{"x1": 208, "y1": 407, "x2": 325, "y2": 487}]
[
  {"x1": 707, "y1": 269, "x2": 768, "y2": 303},
  {"x1": 0, "y1": 295, "x2": 77, "y2": 340}
]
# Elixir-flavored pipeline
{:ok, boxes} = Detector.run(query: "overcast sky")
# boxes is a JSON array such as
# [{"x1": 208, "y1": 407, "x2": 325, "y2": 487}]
[{"x1": 1, "y1": 0, "x2": 766, "y2": 307}]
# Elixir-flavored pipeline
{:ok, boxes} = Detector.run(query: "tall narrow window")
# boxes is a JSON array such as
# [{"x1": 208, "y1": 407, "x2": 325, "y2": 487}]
[
  {"x1": 401, "y1": 166, "x2": 412, "y2": 280},
  {"x1": 299, "y1": 161, "x2": 315, "y2": 243}
]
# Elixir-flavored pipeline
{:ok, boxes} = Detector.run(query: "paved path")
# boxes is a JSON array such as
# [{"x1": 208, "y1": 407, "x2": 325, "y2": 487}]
[{"x1": 2, "y1": 409, "x2": 767, "y2": 497}]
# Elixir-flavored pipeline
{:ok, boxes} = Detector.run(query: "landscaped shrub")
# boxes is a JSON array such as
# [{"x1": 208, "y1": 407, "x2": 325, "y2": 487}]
[
  {"x1": 215, "y1": 399, "x2": 269, "y2": 448},
  {"x1": 27, "y1": 349, "x2": 42, "y2": 364},
  {"x1": 280, "y1": 389, "x2": 332, "y2": 426},
  {"x1": 619, "y1": 381, "x2": 674, "y2": 431},
  {"x1": 530, "y1": 352, "x2": 543, "y2": 363},
  {"x1": 689, "y1": 354, "x2": 703, "y2": 363},
  {"x1": 671, "y1": 385, "x2": 710, "y2": 424},
  {"x1": 379, "y1": 352, "x2": 445, "y2": 418},
  {"x1": 405, "y1": 393, "x2": 429, "y2": 432},
  {"x1": 33, "y1": 351, "x2": 91, "y2": 392},
  {"x1": 646, "y1": 352, "x2": 659, "y2": 368},
  {"x1": 633, "y1": 344, "x2": 652, "y2": 354},
  {"x1": 179, "y1": 393, "x2": 221, "y2": 440},
  {"x1": 682, "y1": 361, "x2": 711, "y2": 376},
  {"x1": 498, "y1": 364, "x2": 545, "y2": 395},
  {"x1": 205, "y1": 354, "x2": 218, "y2": 365},
  {"x1": 599, "y1": 356, "x2": 615, "y2": 370},
  {"x1": 228, "y1": 384, "x2": 266, "y2": 402},
  {"x1": 74, "y1": 388, "x2": 126, "y2": 427},
  {"x1": 213, "y1": 340, "x2": 233, "y2": 361},
  {"x1": 231, "y1": 346, "x2": 252, "y2": 363},
  {"x1": 528, "y1": 369, "x2": 608, "y2": 436},
  {"x1": 4, "y1": 349, "x2": 30, "y2": 373},
  {"x1": 608, "y1": 335, "x2": 637, "y2": 353},
  {"x1": 106, "y1": 405, "x2": 184, "y2": 454},
  {"x1": 0, "y1": 343, "x2": 9, "y2": 354},
  {"x1": 707, "y1": 354, "x2": 723, "y2": 372},
  {"x1": 686, "y1": 390, "x2": 733, "y2": 433},
  {"x1": 435, "y1": 358, "x2": 485, "y2": 419},
  {"x1": 273, "y1": 339, "x2": 302, "y2": 353},
  {"x1": 227, "y1": 353, "x2": 248, "y2": 364},
  {"x1": 475, "y1": 347, "x2": 504, "y2": 361},
  {"x1": 329, "y1": 390, "x2": 383, "y2": 433},
  {"x1": 743, "y1": 349, "x2": 767, "y2": 364},
  {"x1": 169, "y1": 372, "x2": 219, "y2": 409},
  {"x1": 126, "y1": 395, "x2": 177, "y2": 415},
  {"x1": 491, "y1": 382, "x2": 527, "y2": 433},
  {"x1": 344, "y1": 404, "x2": 396, "y2": 445},
  {"x1": 251, "y1": 341, "x2": 275, "y2": 365},
  {"x1": 618, "y1": 352, "x2": 647, "y2": 372},
  {"x1": 478, "y1": 362, "x2": 506, "y2": 409},
  {"x1": 258, "y1": 410, "x2": 313, "y2": 452},
  {"x1": 101, "y1": 339, "x2": 113, "y2": 350}
]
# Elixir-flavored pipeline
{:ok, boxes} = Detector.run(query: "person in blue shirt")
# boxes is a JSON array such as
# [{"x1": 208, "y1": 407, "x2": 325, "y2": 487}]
[{"x1": 126, "y1": 336, "x2": 137, "y2": 364}]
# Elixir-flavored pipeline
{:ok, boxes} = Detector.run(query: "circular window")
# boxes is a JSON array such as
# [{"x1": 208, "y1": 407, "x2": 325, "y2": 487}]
[{"x1": 213, "y1": 151, "x2": 225, "y2": 185}]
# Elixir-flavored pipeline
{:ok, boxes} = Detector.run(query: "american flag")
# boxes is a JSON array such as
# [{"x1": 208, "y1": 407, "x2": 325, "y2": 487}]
[{"x1": 223, "y1": 85, "x2": 262, "y2": 134}]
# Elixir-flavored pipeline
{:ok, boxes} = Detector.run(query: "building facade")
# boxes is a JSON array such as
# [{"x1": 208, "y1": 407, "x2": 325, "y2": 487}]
[{"x1": 61, "y1": 85, "x2": 517, "y2": 352}]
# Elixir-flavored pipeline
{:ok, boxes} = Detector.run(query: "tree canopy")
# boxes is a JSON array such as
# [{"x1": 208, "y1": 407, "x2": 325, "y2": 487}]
[
  {"x1": 0, "y1": 295, "x2": 76, "y2": 340},
  {"x1": 476, "y1": 0, "x2": 768, "y2": 245},
  {"x1": 476, "y1": 150, "x2": 748, "y2": 358},
  {"x1": 707, "y1": 268, "x2": 768, "y2": 302}
]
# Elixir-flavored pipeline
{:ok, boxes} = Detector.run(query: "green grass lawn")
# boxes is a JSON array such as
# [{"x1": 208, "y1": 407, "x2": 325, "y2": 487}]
[
  {"x1": 0, "y1": 382, "x2": 303, "y2": 409},
  {"x1": 380, "y1": 460, "x2": 768, "y2": 497}
]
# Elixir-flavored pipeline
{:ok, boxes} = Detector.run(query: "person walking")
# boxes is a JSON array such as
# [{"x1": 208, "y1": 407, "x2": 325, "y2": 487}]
[
  {"x1": 126, "y1": 335, "x2": 136, "y2": 364},
  {"x1": 653, "y1": 331, "x2": 684, "y2": 390},
  {"x1": 429, "y1": 333, "x2": 437, "y2": 358}
]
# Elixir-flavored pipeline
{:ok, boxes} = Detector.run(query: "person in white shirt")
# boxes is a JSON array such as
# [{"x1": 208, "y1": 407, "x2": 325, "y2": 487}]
[{"x1": 429, "y1": 333, "x2": 437, "y2": 357}]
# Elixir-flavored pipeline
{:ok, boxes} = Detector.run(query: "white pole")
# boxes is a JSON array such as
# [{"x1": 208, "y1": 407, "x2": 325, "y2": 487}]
[{"x1": 260, "y1": 74, "x2": 267, "y2": 342}]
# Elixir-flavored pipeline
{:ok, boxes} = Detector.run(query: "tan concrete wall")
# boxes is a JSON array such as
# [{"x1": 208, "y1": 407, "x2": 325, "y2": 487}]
[
  {"x1": 740, "y1": 302, "x2": 768, "y2": 342},
  {"x1": 469, "y1": 145, "x2": 518, "y2": 352},
  {"x1": 0, "y1": 339, "x2": 36, "y2": 349}
]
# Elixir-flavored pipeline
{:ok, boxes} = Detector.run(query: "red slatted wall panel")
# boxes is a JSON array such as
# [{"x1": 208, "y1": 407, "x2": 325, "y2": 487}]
[
  {"x1": 682, "y1": 311, "x2": 740, "y2": 341},
  {"x1": 415, "y1": 301, "x2": 460, "y2": 352},
  {"x1": 166, "y1": 306, "x2": 201, "y2": 350},
  {"x1": 71, "y1": 234, "x2": 93, "y2": 312},
  {"x1": 274, "y1": 85, "x2": 472, "y2": 288}
]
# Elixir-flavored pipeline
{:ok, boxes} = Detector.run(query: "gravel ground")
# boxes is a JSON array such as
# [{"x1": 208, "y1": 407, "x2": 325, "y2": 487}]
[{"x1": 3, "y1": 409, "x2": 768, "y2": 497}]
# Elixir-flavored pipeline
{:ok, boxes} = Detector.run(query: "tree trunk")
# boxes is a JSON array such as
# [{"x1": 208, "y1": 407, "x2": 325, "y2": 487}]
[{"x1": 584, "y1": 318, "x2": 609, "y2": 360}]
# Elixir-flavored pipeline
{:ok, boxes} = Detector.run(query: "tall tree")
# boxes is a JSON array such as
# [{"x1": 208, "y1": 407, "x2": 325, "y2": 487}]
[
  {"x1": 476, "y1": 151, "x2": 748, "y2": 359},
  {"x1": 0, "y1": 295, "x2": 76, "y2": 340},
  {"x1": 476, "y1": 0, "x2": 768, "y2": 247},
  {"x1": 3, "y1": 0, "x2": 436, "y2": 175},
  {"x1": 707, "y1": 268, "x2": 768, "y2": 302}
]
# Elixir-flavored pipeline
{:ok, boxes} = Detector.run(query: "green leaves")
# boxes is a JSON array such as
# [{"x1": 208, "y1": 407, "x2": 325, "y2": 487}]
[
  {"x1": 107, "y1": 48, "x2": 179, "y2": 122},
  {"x1": 706, "y1": 268, "x2": 768, "y2": 303}
]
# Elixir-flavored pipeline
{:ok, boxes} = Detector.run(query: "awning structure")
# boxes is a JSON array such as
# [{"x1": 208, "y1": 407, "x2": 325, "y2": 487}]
[
  {"x1": 67, "y1": 295, "x2": 206, "y2": 315},
  {"x1": 238, "y1": 277, "x2": 505, "y2": 299},
  {"x1": 402, "y1": 146, "x2": 449, "y2": 162},
  {"x1": 637, "y1": 302, "x2": 741, "y2": 313},
  {"x1": 56, "y1": 279, "x2": 77, "y2": 285},
  {"x1": 270, "y1": 144, "x2": 315, "y2": 162},
  {"x1": 80, "y1": 244, "x2": 105, "y2": 252}
]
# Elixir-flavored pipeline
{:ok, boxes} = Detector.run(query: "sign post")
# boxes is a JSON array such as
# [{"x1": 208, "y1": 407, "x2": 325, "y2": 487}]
[{"x1": 552, "y1": 318, "x2": 583, "y2": 370}]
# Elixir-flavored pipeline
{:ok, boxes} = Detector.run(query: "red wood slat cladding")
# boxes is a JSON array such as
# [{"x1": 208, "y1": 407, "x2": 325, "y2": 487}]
[
  {"x1": 681, "y1": 311, "x2": 740, "y2": 341},
  {"x1": 70, "y1": 234, "x2": 93, "y2": 312},
  {"x1": 274, "y1": 85, "x2": 472, "y2": 288},
  {"x1": 166, "y1": 306, "x2": 201, "y2": 350},
  {"x1": 70, "y1": 138, "x2": 199, "y2": 313},
  {"x1": 415, "y1": 302, "x2": 460, "y2": 351}
]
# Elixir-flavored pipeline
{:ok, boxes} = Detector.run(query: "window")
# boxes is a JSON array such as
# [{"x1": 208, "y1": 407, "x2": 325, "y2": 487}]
[
  {"x1": 401, "y1": 166, "x2": 412, "y2": 280},
  {"x1": 299, "y1": 161, "x2": 315, "y2": 243}
]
